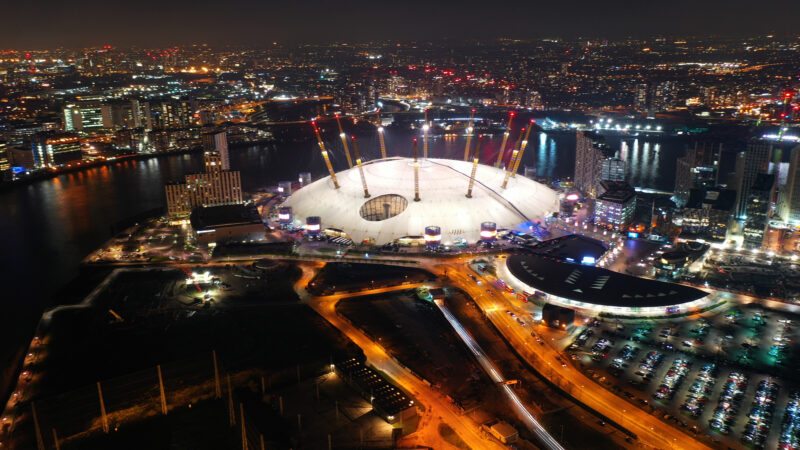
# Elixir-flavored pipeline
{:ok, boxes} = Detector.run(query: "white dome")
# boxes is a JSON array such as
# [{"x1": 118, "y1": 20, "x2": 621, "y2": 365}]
[{"x1": 283, "y1": 157, "x2": 559, "y2": 245}]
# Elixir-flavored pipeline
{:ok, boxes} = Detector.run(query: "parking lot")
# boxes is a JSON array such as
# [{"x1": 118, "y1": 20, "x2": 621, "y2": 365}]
[{"x1": 565, "y1": 303, "x2": 800, "y2": 449}]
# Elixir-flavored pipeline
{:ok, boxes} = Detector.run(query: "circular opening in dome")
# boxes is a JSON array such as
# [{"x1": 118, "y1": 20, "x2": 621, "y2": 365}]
[{"x1": 359, "y1": 194, "x2": 408, "y2": 221}]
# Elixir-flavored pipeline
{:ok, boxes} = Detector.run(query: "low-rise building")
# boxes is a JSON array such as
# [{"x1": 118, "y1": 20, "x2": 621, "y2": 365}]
[
  {"x1": 594, "y1": 180, "x2": 636, "y2": 231},
  {"x1": 483, "y1": 420, "x2": 518, "y2": 444},
  {"x1": 334, "y1": 358, "x2": 417, "y2": 424},
  {"x1": 31, "y1": 133, "x2": 82, "y2": 167}
]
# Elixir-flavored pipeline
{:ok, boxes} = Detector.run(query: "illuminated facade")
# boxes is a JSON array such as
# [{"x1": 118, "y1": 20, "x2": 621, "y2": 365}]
[
  {"x1": 593, "y1": 181, "x2": 635, "y2": 230},
  {"x1": 674, "y1": 142, "x2": 721, "y2": 207},
  {"x1": 573, "y1": 131, "x2": 608, "y2": 197},
  {"x1": 733, "y1": 140, "x2": 773, "y2": 218},
  {"x1": 31, "y1": 133, "x2": 82, "y2": 167},
  {"x1": 678, "y1": 189, "x2": 736, "y2": 242},
  {"x1": 776, "y1": 144, "x2": 800, "y2": 225},
  {"x1": 742, "y1": 173, "x2": 774, "y2": 249},
  {"x1": 600, "y1": 157, "x2": 625, "y2": 182},
  {"x1": 201, "y1": 130, "x2": 229, "y2": 170},
  {"x1": 63, "y1": 102, "x2": 105, "y2": 131},
  {"x1": 165, "y1": 151, "x2": 242, "y2": 215}
]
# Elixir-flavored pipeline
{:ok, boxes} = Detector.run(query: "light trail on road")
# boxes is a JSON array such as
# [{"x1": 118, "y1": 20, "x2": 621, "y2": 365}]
[{"x1": 437, "y1": 302, "x2": 565, "y2": 450}]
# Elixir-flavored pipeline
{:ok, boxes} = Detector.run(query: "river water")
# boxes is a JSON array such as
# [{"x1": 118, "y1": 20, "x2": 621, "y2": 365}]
[{"x1": 0, "y1": 129, "x2": 689, "y2": 341}]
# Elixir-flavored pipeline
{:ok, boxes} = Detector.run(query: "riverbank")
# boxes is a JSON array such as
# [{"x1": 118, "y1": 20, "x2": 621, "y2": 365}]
[{"x1": 0, "y1": 138, "x2": 273, "y2": 190}]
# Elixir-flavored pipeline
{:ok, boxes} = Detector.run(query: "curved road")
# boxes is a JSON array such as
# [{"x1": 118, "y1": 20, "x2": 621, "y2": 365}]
[
  {"x1": 293, "y1": 263, "x2": 507, "y2": 450},
  {"x1": 439, "y1": 258, "x2": 711, "y2": 450}
]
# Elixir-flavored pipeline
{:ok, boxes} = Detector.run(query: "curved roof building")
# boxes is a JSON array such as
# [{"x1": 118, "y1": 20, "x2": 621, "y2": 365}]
[
  {"x1": 501, "y1": 252, "x2": 711, "y2": 316},
  {"x1": 282, "y1": 157, "x2": 559, "y2": 245}
]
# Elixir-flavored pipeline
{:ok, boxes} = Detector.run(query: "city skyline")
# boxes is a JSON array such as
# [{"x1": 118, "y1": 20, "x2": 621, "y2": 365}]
[
  {"x1": 2, "y1": 8, "x2": 800, "y2": 448},
  {"x1": 3, "y1": 0, "x2": 800, "y2": 48}
]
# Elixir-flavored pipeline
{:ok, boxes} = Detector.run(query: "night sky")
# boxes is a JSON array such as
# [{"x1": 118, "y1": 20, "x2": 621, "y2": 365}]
[{"x1": 5, "y1": 0, "x2": 800, "y2": 48}]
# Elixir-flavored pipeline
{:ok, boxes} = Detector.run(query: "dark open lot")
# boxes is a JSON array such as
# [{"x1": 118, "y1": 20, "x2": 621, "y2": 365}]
[
  {"x1": 37, "y1": 267, "x2": 352, "y2": 396},
  {"x1": 337, "y1": 290, "x2": 487, "y2": 405},
  {"x1": 308, "y1": 263, "x2": 434, "y2": 295},
  {"x1": 61, "y1": 399, "x2": 239, "y2": 450}
]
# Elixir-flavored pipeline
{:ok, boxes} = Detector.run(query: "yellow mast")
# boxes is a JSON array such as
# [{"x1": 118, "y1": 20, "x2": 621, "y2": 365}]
[
  {"x1": 422, "y1": 108, "x2": 429, "y2": 159},
  {"x1": 501, "y1": 128, "x2": 524, "y2": 189},
  {"x1": 377, "y1": 109, "x2": 387, "y2": 159},
  {"x1": 413, "y1": 138, "x2": 420, "y2": 202},
  {"x1": 463, "y1": 108, "x2": 476, "y2": 161},
  {"x1": 511, "y1": 119, "x2": 535, "y2": 177},
  {"x1": 351, "y1": 135, "x2": 370, "y2": 198},
  {"x1": 494, "y1": 111, "x2": 515, "y2": 167},
  {"x1": 311, "y1": 120, "x2": 339, "y2": 189},
  {"x1": 335, "y1": 113, "x2": 352, "y2": 168},
  {"x1": 466, "y1": 135, "x2": 483, "y2": 198}
]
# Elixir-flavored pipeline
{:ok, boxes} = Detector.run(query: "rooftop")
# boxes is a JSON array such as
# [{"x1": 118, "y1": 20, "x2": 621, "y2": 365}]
[
  {"x1": 597, "y1": 180, "x2": 635, "y2": 203},
  {"x1": 283, "y1": 157, "x2": 559, "y2": 245},
  {"x1": 506, "y1": 252, "x2": 707, "y2": 308},
  {"x1": 685, "y1": 189, "x2": 737, "y2": 211},
  {"x1": 525, "y1": 234, "x2": 607, "y2": 263},
  {"x1": 335, "y1": 358, "x2": 414, "y2": 416},
  {"x1": 190, "y1": 203, "x2": 262, "y2": 230}
]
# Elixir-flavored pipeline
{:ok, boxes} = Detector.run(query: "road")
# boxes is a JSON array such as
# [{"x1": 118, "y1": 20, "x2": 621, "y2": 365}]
[
  {"x1": 293, "y1": 263, "x2": 507, "y2": 450},
  {"x1": 437, "y1": 301, "x2": 564, "y2": 450},
  {"x1": 439, "y1": 259, "x2": 711, "y2": 449}
]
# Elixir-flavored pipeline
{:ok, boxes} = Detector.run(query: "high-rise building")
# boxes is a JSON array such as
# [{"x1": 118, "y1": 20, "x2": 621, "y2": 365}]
[
  {"x1": 733, "y1": 140, "x2": 774, "y2": 218},
  {"x1": 141, "y1": 100, "x2": 194, "y2": 130},
  {"x1": 777, "y1": 145, "x2": 800, "y2": 225},
  {"x1": 165, "y1": 151, "x2": 242, "y2": 215},
  {"x1": 674, "y1": 142, "x2": 721, "y2": 206},
  {"x1": 634, "y1": 83, "x2": 649, "y2": 112},
  {"x1": 679, "y1": 189, "x2": 737, "y2": 242},
  {"x1": 600, "y1": 156, "x2": 625, "y2": 182},
  {"x1": 634, "y1": 81, "x2": 677, "y2": 114},
  {"x1": 574, "y1": 131, "x2": 611, "y2": 197},
  {"x1": 742, "y1": 173, "x2": 775, "y2": 249},
  {"x1": 201, "y1": 131, "x2": 229, "y2": 170},
  {"x1": 101, "y1": 99, "x2": 142, "y2": 129}
]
